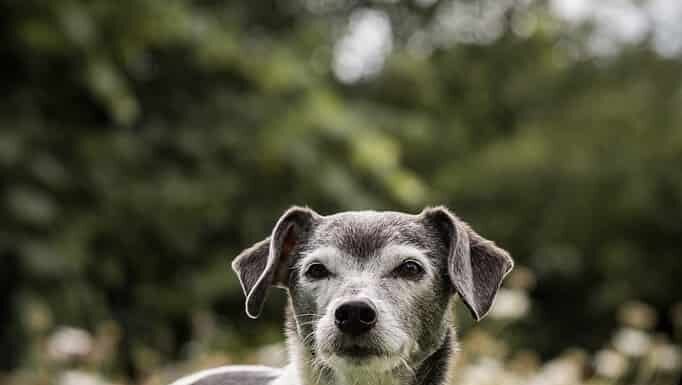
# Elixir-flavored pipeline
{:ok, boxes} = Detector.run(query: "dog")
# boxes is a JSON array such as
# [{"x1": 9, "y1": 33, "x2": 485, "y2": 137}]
[{"x1": 170, "y1": 206, "x2": 513, "y2": 385}]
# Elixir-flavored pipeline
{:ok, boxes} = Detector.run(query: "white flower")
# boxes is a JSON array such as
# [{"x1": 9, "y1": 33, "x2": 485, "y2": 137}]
[
  {"x1": 613, "y1": 328, "x2": 652, "y2": 357},
  {"x1": 650, "y1": 343, "x2": 681, "y2": 371},
  {"x1": 618, "y1": 301, "x2": 657, "y2": 330},
  {"x1": 528, "y1": 352, "x2": 585, "y2": 385},
  {"x1": 594, "y1": 349, "x2": 628, "y2": 378},
  {"x1": 489, "y1": 289, "x2": 531, "y2": 320},
  {"x1": 58, "y1": 371, "x2": 110, "y2": 385},
  {"x1": 457, "y1": 358, "x2": 505, "y2": 385},
  {"x1": 47, "y1": 326, "x2": 93, "y2": 362}
]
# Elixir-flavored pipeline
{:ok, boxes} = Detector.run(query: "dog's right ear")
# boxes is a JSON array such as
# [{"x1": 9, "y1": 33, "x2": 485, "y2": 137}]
[{"x1": 232, "y1": 207, "x2": 319, "y2": 319}]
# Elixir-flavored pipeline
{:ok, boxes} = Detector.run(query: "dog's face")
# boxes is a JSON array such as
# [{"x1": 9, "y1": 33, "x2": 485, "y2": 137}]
[
  {"x1": 232, "y1": 207, "x2": 512, "y2": 372},
  {"x1": 290, "y1": 212, "x2": 452, "y2": 370}
]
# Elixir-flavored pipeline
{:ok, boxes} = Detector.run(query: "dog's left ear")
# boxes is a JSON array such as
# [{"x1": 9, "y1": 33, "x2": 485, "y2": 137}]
[
  {"x1": 421, "y1": 206, "x2": 513, "y2": 321},
  {"x1": 232, "y1": 206, "x2": 319, "y2": 319}
]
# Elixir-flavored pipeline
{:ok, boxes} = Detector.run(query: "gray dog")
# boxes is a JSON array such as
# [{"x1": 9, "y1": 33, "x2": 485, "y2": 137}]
[{"x1": 171, "y1": 206, "x2": 513, "y2": 385}]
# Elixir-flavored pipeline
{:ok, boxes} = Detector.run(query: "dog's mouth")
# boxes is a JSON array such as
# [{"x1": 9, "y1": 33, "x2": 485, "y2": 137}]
[
  {"x1": 336, "y1": 345, "x2": 385, "y2": 358},
  {"x1": 323, "y1": 343, "x2": 404, "y2": 371},
  {"x1": 317, "y1": 336, "x2": 405, "y2": 370}
]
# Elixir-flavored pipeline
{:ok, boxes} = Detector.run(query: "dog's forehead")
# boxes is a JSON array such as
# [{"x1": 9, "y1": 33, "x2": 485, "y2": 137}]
[{"x1": 309, "y1": 211, "x2": 428, "y2": 257}]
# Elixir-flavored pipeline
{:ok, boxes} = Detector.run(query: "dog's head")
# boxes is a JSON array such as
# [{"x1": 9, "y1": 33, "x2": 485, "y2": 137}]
[{"x1": 232, "y1": 206, "x2": 513, "y2": 371}]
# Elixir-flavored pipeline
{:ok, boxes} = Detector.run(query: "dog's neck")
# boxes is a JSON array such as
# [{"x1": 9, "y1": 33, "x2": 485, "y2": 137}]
[{"x1": 277, "y1": 310, "x2": 453, "y2": 385}]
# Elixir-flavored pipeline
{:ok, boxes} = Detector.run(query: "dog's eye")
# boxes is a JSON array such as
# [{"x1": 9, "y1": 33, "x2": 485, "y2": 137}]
[
  {"x1": 393, "y1": 260, "x2": 424, "y2": 279},
  {"x1": 305, "y1": 263, "x2": 331, "y2": 280}
]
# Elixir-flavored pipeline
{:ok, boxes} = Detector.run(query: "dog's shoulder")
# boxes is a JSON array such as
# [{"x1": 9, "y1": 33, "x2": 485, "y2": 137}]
[{"x1": 170, "y1": 365, "x2": 283, "y2": 385}]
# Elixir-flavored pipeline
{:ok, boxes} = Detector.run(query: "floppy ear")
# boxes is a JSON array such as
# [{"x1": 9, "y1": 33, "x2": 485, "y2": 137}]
[
  {"x1": 421, "y1": 206, "x2": 513, "y2": 321},
  {"x1": 232, "y1": 207, "x2": 318, "y2": 319}
]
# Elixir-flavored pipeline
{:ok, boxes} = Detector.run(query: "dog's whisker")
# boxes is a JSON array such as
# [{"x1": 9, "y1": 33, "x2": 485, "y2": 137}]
[
  {"x1": 302, "y1": 330, "x2": 317, "y2": 346},
  {"x1": 317, "y1": 360, "x2": 332, "y2": 385},
  {"x1": 295, "y1": 318, "x2": 322, "y2": 324},
  {"x1": 399, "y1": 356, "x2": 417, "y2": 381},
  {"x1": 294, "y1": 314, "x2": 323, "y2": 322},
  {"x1": 309, "y1": 355, "x2": 327, "y2": 385}
]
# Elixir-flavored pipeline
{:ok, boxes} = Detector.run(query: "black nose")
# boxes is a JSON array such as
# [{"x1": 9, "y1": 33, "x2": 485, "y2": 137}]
[{"x1": 334, "y1": 300, "x2": 377, "y2": 336}]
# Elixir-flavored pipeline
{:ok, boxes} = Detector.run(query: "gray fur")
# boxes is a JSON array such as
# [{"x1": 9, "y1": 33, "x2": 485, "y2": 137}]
[
  {"x1": 194, "y1": 369, "x2": 281, "y2": 385},
  {"x1": 170, "y1": 206, "x2": 513, "y2": 385}
]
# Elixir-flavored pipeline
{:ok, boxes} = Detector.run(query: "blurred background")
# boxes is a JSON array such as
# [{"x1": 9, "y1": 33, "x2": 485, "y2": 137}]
[{"x1": 1, "y1": 0, "x2": 681, "y2": 384}]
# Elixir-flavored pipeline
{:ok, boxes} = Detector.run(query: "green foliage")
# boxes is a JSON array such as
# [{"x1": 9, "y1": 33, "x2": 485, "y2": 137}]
[{"x1": 1, "y1": 0, "x2": 681, "y2": 381}]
